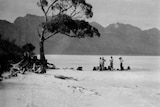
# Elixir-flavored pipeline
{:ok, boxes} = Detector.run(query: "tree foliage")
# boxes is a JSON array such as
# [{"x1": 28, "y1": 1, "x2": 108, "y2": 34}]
[
  {"x1": 0, "y1": 35, "x2": 37, "y2": 75},
  {"x1": 0, "y1": 37, "x2": 22, "y2": 59},
  {"x1": 22, "y1": 43, "x2": 36, "y2": 53},
  {"x1": 42, "y1": 14, "x2": 100, "y2": 38},
  {"x1": 0, "y1": 35, "x2": 23, "y2": 74},
  {"x1": 22, "y1": 43, "x2": 36, "y2": 57},
  {"x1": 37, "y1": 0, "x2": 100, "y2": 40}
]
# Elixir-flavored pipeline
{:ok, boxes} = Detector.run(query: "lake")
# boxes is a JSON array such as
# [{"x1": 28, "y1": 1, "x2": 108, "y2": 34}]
[{"x1": 39, "y1": 55, "x2": 160, "y2": 71}]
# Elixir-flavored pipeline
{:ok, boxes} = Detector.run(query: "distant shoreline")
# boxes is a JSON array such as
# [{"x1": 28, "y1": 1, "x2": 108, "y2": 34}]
[{"x1": 40, "y1": 54, "x2": 160, "y2": 56}]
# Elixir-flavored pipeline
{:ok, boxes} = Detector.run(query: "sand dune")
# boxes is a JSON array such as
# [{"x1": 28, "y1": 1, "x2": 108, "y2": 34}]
[{"x1": 0, "y1": 70, "x2": 160, "y2": 107}]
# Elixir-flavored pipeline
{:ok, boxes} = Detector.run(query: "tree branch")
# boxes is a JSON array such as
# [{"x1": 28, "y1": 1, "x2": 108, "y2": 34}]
[
  {"x1": 70, "y1": 7, "x2": 77, "y2": 16},
  {"x1": 37, "y1": 27, "x2": 41, "y2": 37},
  {"x1": 63, "y1": 32, "x2": 77, "y2": 38},
  {"x1": 71, "y1": 11, "x2": 82, "y2": 18},
  {"x1": 40, "y1": 28, "x2": 46, "y2": 41},
  {"x1": 41, "y1": 6, "x2": 46, "y2": 14},
  {"x1": 59, "y1": 5, "x2": 72, "y2": 15},
  {"x1": 73, "y1": 13, "x2": 84, "y2": 19},
  {"x1": 39, "y1": 0, "x2": 48, "y2": 22},
  {"x1": 46, "y1": 0, "x2": 58, "y2": 14},
  {"x1": 70, "y1": 6, "x2": 83, "y2": 18},
  {"x1": 44, "y1": 31, "x2": 58, "y2": 41}
]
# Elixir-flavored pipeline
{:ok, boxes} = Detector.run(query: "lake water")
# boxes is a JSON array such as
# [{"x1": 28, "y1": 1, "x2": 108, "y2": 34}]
[{"x1": 41, "y1": 55, "x2": 160, "y2": 71}]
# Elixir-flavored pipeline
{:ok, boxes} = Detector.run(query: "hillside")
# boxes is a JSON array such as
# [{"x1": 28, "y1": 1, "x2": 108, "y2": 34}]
[{"x1": 0, "y1": 14, "x2": 160, "y2": 55}]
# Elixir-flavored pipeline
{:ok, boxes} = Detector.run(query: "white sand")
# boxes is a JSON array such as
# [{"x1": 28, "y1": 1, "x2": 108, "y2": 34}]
[{"x1": 0, "y1": 70, "x2": 160, "y2": 107}]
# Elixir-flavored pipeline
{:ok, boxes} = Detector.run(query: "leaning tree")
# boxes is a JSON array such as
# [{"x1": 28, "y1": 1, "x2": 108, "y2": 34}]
[{"x1": 37, "y1": 0, "x2": 100, "y2": 73}]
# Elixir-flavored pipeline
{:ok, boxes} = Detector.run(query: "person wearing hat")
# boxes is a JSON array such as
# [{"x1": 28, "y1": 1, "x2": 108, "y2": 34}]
[
  {"x1": 119, "y1": 57, "x2": 124, "y2": 71},
  {"x1": 99, "y1": 57, "x2": 102, "y2": 71}
]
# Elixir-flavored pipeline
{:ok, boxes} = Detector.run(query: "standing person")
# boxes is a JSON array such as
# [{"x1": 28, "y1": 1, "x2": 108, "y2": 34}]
[
  {"x1": 109, "y1": 56, "x2": 114, "y2": 71},
  {"x1": 99, "y1": 57, "x2": 102, "y2": 71},
  {"x1": 119, "y1": 57, "x2": 124, "y2": 71},
  {"x1": 102, "y1": 57, "x2": 106, "y2": 71}
]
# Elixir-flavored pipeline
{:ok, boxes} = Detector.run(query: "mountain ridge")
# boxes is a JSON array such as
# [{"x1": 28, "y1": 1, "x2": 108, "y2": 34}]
[{"x1": 0, "y1": 14, "x2": 160, "y2": 55}]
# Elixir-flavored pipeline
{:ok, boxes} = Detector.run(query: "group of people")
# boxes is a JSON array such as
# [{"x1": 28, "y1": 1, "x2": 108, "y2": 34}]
[{"x1": 98, "y1": 56, "x2": 125, "y2": 71}]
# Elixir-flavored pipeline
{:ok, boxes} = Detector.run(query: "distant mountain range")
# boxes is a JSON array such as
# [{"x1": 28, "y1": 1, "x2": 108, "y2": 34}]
[{"x1": 0, "y1": 14, "x2": 160, "y2": 55}]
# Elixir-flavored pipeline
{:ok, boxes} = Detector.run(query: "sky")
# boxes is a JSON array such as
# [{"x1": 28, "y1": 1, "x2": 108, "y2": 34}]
[{"x1": 0, "y1": 0, "x2": 160, "y2": 30}]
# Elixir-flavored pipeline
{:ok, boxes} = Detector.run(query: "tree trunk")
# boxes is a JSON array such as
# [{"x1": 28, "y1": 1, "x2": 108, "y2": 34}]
[{"x1": 39, "y1": 39, "x2": 46, "y2": 73}]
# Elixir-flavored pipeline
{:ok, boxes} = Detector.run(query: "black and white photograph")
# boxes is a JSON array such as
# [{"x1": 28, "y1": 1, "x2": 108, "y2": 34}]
[{"x1": 0, "y1": 0, "x2": 160, "y2": 107}]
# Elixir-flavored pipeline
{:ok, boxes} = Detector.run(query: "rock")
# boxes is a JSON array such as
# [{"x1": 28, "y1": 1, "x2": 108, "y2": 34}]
[{"x1": 77, "y1": 67, "x2": 83, "y2": 71}]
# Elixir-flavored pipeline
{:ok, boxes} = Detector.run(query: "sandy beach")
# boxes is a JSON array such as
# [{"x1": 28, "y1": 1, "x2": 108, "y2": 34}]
[
  {"x1": 0, "y1": 69, "x2": 160, "y2": 107},
  {"x1": 0, "y1": 0, "x2": 160, "y2": 106}
]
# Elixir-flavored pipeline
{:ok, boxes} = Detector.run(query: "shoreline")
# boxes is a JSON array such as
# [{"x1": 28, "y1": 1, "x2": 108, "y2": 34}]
[{"x1": 38, "y1": 54, "x2": 160, "y2": 57}]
